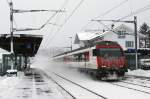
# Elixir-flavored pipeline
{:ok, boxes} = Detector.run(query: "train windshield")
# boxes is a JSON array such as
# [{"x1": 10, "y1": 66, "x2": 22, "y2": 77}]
[{"x1": 97, "y1": 48, "x2": 123, "y2": 58}]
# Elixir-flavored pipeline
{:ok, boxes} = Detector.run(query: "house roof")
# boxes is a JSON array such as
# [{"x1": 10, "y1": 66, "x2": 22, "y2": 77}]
[
  {"x1": 74, "y1": 24, "x2": 146, "y2": 44},
  {"x1": 74, "y1": 32, "x2": 105, "y2": 44}
]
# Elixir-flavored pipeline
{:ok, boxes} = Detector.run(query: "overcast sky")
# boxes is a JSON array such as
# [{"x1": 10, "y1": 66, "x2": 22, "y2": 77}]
[{"x1": 0, "y1": 0, "x2": 150, "y2": 49}]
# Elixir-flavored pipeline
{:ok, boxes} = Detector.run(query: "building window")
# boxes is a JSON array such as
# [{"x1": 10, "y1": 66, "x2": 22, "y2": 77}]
[
  {"x1": 126, "y1": 41, "x2": 134, "y2": 47},
  {"x1": 139, "y1": 38, "x2": 146, "y2": 48},
  {"x1": 118, "y1": 30, "x2": 126, "y2": 38},
  {"x1": 139, "y1": 38, "x2": 150, "y2": 48}
]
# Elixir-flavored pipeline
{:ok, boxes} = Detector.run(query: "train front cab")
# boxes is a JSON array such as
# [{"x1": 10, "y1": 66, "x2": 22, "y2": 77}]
[{"x1": 93, "y1": 45, "x2": 127, "y2": 80}]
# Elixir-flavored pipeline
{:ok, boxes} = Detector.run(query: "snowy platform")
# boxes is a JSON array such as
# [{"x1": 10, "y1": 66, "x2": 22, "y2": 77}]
[
  {"x1": 126, "y1": 69, "x2": 150, "y2": 79},
  {"x1": 0, "y1": 69, "x2": 71, "y2": 99}
]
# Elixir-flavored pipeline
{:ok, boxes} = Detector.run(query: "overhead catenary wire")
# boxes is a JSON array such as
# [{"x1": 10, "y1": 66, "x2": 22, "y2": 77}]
[
  {"x1": 98, "y1": 2, "x2": 150, "y2": 33},
  {"x1": 6, "y1": 0, "x2": 65, "y2": 32},
  {"x1": 48, "y1": 0, "x2": 129, "y2": 47},
  {"x1": 47, "y1": 0, "x2": 150, "y2": 49},
  {"x1": 109, "y1": 2, "x2": 150, "y2": 28},
  {"x1": 13, "y1": 11, "x2": 62, "y2": 32},
  {"x1": 44, "y1": 0, "x2": 69, "y2": 45},
  {"x1": 6, "y1": 0, "x2": 10, "y2": 6},
  {"x1": 95, "y1": 0, "x2": 129, "y2": 19},
  {"x1": 80, "y1": 0, "x2": 128, "y2": 31},
  {"x1": 117, "y1": 3, "x2": 150, "y2": 21},
  {"x1": 50, "y1": 0, "x2": 69, "y2": 28},
  {"x1": 62, "y1": 0, "x2": 84, "y2": 26},
  {"x1": 129, "y1": 0, "x2": 133, "y2": 15},
  {"x1": 47, "y1": 0, "x2": 85, "y2": 45},
  {"x1": 78, "y1": 0, "x2": 129, "y2": 42},
  {"x1": 40, "y1": 12, "x2": 59, "y2": 29}
]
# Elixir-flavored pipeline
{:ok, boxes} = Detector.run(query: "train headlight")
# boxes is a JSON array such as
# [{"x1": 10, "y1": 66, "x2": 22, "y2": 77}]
[{"x1": 102, "y1": 66, "x2": 106, "y2": 68}]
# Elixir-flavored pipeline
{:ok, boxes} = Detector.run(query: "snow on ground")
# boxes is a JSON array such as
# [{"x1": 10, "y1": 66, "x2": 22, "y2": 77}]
[
  {"x1": 1, "y1": 51, "x2": 148, "y2": 99},
  {"x1": 0, "y1": 71, "x2": 70, "y2": 99},
  {"x1": 31, "y1": 53, "x2": 150, "y2": 99},
  {"x1": 126, "y1": 69, "x2": 150, "y2": 77}
]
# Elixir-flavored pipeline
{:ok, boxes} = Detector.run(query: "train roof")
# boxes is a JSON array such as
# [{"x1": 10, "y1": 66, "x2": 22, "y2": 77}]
[
  {"x1": 54, "y1": 41, "x2": 120, "y2": 57},
  {"x1": 53, "y1": 46, "x2": 92, "y2": 57}
]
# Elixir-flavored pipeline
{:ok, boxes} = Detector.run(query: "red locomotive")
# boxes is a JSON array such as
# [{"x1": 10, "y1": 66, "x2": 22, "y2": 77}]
[{"x1": 53, "y1": 41, "x2": 127, "y2": 80}]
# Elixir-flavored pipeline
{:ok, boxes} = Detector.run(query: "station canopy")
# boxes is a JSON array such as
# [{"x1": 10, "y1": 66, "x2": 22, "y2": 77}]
[{"x1": 0, "y1": 34, "x2": 43, "y2": 57}]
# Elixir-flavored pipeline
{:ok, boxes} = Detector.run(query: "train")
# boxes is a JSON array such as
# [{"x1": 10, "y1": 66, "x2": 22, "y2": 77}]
[{"x1": 53, "y1": 41, "x2": 127, "y2": 80}]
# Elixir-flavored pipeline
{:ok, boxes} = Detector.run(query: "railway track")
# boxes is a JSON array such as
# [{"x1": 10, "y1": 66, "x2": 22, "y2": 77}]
[
  {"x1": 125, "y1": 75, "x2": 150, "y2": 84},
  {"x1": 109, "y1": 80, "x2": 150, "y2": 95},
  {"x1": 45, "y1": 74, "x2": 76, "y2": 99},
  {"x1": 50, "y1": 70, "x2": 150, "y2": 96},
  {"x1": 126, "y1": 75, "x2": 150, "y2": 80},
  {"x1": 53, "y1": 72, "x2": 107, "y2": 99},
  {"x1": 80, "y1": 70, "x2": 150, "y2": 94},
  {"x1": 122, "y1": 80, "x2": 150, "y2": 88},
  {"x1": 42, "y1": 71, "x2": 107, "y2": 99},
  {"x1": 35, "y1": 69, "x2": 76, "y2": 99},
  {"x1": 113, "y1": 76, "x2": 150, "y2": 94},
  {"x1": 123, "y1": 75, "x2": 150, "y2": 87}
]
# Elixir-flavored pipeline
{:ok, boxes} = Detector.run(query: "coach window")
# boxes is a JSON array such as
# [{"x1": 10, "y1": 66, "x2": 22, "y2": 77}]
[
  {"x1": 84, "y1": 52, "x2": 89, "y2": 61},
  {"x1": 73, "y1": 55, "x2": 78, "y2": 62},
  {"x1": 93, "y1": 49, "x2": 98, "y2": 56},
  {"x1": 81, "y1": 54, "x2": 85, "y2": 61},
  {"x1": 77, "y1": 53, "x2": 87, "y2": 62},
  {"x1": 78, "y1": 54, "x2": 82, "y2": 61}
]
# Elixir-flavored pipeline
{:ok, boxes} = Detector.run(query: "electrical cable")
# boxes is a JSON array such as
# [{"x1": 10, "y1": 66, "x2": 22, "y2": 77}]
[
  {"x1": 48, "y1": 1, "x2": 150, "y2": 48},
  {"x1": 129, "y1": 0, "x2": 133, "y2": 15},
  {"x1": 40, "y1": 12, "x2": 58, "y2": 29},
  {"x1": 59, "y1": 0, "x2": 127, "y2": 46},
  {"x1": 62, "y1": 0, "x2": 84, "y2": 26},
  {"x1": 78, "y1": 0, "x2": 129, "y2": 43},
  {"x1": 95, "y1": 2, "x2": 150, "y2": 37},
  {"x1": 117, "y1": 3, "x2": 150, "y2": 21},
  {"x1": 80, "y1": 0, "x2": 128, "y2": 31},
  {"x1": 96, "y1": 0, "x2": 128, "y2": 19},
  {"x1": 45, "y1": 0, "x2": 69, "y2": 46},
  {"x1": 6, "y1": 0, "x2": 10, "y2": 6},
  {"x1": 100, "y1": 3, "x2": 150, "y2": 34},
  {"x1": 47, "y1": 0, "x2": 85, "y2": 45}
]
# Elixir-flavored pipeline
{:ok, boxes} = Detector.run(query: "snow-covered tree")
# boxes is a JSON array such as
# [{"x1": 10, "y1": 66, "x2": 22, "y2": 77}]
[
  {"x1": 139, "y1": 23, "x2": 150, "y2": 35},
  {"x1": 139, "y1": 22, "x2": 150, "y2": 48}
]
